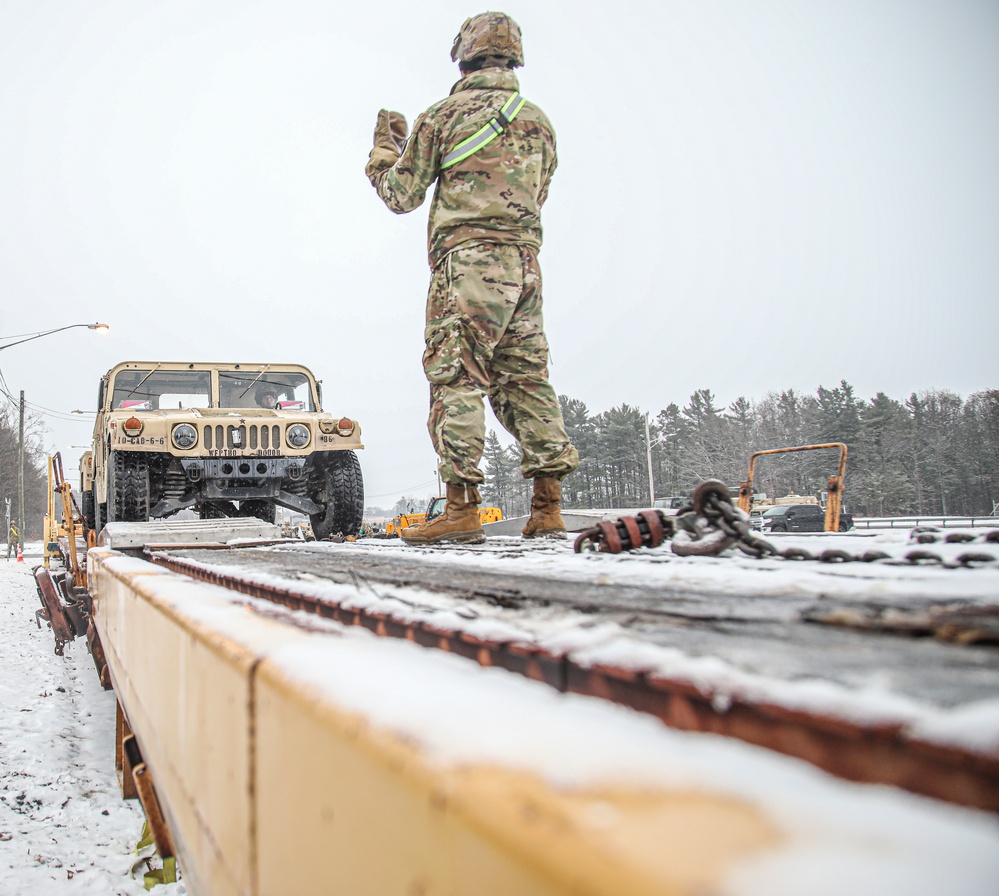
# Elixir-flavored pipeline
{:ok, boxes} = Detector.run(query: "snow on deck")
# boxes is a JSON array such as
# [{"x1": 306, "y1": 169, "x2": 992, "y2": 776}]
[
  {"x1": 5, "y1": 532, "x2": 999, "y2": 894},
  {"x1": 161, "y1": 528, "x2": 999, "y2": 755}
]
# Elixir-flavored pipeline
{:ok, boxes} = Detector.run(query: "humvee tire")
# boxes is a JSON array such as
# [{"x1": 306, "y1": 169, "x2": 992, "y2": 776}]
[
  {"x1": 107, "y1": 451, "x2": 151, "y2": 523},
  {"x1": 310, "y1": 451, "x2": 364, "y2": 540},
  {"x1": 81, "y1": 491, "x2": 96, "y2": 532}
]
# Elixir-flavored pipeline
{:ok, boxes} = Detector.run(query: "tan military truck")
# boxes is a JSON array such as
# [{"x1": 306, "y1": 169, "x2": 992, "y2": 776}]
[{"x1": 80, "y1": 362, "x2": 364, "y2": 539}]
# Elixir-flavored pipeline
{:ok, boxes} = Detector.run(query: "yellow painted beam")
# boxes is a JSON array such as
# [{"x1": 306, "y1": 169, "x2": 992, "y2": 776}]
[
  {"x1": 255, "y1": 662, "x2": 777, "y2": 896},
  {"x1": 88, "y1": 549, "x2": 779, "y2": 896},
  {"x1": 90, "y1": 549, "x2": 303, "y2": 896}
]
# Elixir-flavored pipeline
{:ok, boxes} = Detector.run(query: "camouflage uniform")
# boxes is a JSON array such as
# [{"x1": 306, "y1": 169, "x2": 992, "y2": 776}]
[{"x1": 367, "y1": 67, "x2": 578, "y2": 487}]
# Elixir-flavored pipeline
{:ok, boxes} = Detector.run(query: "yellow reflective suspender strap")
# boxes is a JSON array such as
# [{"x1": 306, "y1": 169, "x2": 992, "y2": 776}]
[{"x1": 440, "y1": 92, "x2": 527, "y2": 170}]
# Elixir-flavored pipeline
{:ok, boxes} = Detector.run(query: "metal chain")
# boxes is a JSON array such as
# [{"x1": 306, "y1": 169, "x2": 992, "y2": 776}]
[
  {"x1": 572, "y1": 508, "x2": 678, "y2": 554},
  {"x1": 574, "y1": 480, "x2": 999, "y2": 568}
]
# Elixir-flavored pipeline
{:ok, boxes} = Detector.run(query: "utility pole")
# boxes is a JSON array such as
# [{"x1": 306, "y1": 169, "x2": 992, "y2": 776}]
[
  {"x1": 645, "y1": 413, "x2": 655, "y2": 507},
  {"x1": 0, "y1": 324, "x2": 111, "y2": 549},
  {"x1": 18, "y1": 390, "x2": 25, "y2": 548}
]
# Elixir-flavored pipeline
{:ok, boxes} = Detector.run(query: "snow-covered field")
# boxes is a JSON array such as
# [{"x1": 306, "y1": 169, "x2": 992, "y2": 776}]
[{"x1": 0, "y1": 549, "x2": 184, "y2": 895}]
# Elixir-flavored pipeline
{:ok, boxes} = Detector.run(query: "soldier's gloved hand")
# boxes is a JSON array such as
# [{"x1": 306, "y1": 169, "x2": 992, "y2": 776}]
[
  {"x1": 365, "y1": 145, "x2": 399, "y2": 182},
  {"x1": 387, "y1": 111, "x2": 408, "y2": 151},
  {"x1": 373, "y1": 109, "x2": 408, "y2": 153}
]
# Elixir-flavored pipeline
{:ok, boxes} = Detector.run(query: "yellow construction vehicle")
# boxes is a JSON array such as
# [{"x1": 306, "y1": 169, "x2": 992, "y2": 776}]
[
  {"x1": 384, "y1": 496, "x2": 503, "y2": 536},
  {"x1": 43, "y1": 453, "x2": 87, "y2": 586},
  {"x1": 384, "y1": 511, "x2": 427, "y2": 537},
  {"x1": 424, "y1": 495, "x2": 503, "y2": 525}
]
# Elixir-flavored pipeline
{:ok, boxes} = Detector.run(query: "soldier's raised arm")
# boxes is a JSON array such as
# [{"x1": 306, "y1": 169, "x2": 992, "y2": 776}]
[{"x1": 365, "y1": 110, "x2": 441, "y2": 214}]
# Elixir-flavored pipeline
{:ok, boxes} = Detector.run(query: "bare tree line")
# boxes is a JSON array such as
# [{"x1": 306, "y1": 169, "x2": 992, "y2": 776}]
[{"x1": 0, "y1": 404, "x2": 49, "y2": 538}]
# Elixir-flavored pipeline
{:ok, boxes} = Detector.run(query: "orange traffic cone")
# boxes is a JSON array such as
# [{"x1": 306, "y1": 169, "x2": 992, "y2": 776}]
[{"x1": 16, "y1": 545, "x2": 23, "y2": 563}]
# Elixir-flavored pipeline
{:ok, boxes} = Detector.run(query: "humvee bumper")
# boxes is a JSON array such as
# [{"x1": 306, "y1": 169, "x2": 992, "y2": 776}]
[
  {"x1": 181, "y1": 457, "x2": 305, "y2": 482},
  {"x1": 148, "y1": 456, "x2": 324, "y2": 518}
]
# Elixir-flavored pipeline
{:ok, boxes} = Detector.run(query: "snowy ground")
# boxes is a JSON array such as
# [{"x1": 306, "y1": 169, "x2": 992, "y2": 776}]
[{"x1": 0, "y1": 548, "x2": 184, "y2": 896}]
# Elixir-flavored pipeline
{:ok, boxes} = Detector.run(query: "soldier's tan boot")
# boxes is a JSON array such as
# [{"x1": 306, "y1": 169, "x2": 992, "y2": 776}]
[
  {"x1": 522, "y1": 476, "x2": 567, "y2": 538},
  {"x1": 401, "y1": 483, "x2": 486, "y2": 545}
]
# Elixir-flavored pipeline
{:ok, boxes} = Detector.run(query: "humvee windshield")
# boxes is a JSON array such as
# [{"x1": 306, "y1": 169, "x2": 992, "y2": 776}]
[
  {"x1": 108, "y1": 368, "x2": 317, "y2": 411},
  {"x1": 110, "y1": 369, "x2": 212, "y2": 410},
  {"x1": 218, "y1": 369, "x2": 316, "y2": 411}
]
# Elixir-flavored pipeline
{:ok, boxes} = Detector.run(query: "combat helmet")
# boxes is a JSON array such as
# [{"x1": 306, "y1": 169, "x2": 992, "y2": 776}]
[
  {"x1": 450, "y1": 12, "x2": 524, "y2": 68},
  {"x1": 255, "y1": 382, "x2": 280, "y2": 405}
]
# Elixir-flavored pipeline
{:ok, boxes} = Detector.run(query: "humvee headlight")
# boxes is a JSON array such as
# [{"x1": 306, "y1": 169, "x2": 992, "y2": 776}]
[
  {"x1": 286, "y1": 424, "x2": 310, "y2": 448},
  {"x1": 172, "y1": 423, "x2": 198, "y2": 449}
]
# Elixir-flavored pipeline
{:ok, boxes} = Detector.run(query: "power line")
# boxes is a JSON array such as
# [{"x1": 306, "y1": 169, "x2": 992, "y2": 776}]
[
  {"x1": 366, "y1": 479, "x2": 438, "y2": 499},
  {"x1": 0, "y1": 369, "x2": 93, "y2": 421}
]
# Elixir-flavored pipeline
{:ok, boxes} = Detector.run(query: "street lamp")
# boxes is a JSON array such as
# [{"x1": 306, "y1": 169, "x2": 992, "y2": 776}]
[
  {"x1": 0, "y1": 321, "x2": 110, "y2": 352},
  {"x1": 0, "y1": 322, "x2": 110, "y2": 547}
]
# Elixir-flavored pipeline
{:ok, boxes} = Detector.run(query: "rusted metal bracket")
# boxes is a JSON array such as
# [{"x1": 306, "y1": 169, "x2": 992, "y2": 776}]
[
  {"x1": 33, "y1": 565, "x2": 96, "y2": 656},
  {"x1": 33, "y1": 567, "x2": 75, "y2": 655},
  {"x1": 123, "y1": 732, "x2": 175, "y2": 860},
  {"x1": 87, "y1": 621, "x2": 114, "y2": 690},
  {"x1": 739, "y1": 442, "x2": 848, "y2": 532},
  {"x1": 116, "y1": 701, "x2": 139, "y2": 800}
]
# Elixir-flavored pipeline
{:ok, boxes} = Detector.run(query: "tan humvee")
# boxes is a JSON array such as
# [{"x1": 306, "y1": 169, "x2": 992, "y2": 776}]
[{"x1": 80, "y1": 362, "x2": 364, "y2": 539}]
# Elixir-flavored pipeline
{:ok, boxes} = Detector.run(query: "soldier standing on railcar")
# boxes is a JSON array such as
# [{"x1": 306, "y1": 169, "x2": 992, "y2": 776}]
[{"x1": 365, "y1": 11, "x2": 578, "y2": 545}]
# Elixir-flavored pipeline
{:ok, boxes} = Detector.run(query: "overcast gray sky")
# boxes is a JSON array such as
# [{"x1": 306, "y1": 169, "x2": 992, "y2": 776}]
[{"x1": 2, "y1": 0, "x2": 997, "y2": 509}]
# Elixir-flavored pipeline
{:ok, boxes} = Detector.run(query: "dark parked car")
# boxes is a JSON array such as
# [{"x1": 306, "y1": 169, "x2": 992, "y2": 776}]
[{"x1": 759, "y1": 503, "x2": 854, "y2": 533}]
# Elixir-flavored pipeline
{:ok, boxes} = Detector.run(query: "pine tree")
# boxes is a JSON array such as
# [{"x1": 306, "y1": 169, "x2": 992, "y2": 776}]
[
  {"x1": 907, "y1": 389, "x2": 963, "y2": 515},
  {"x1": 854, "y1": 393, "x2": 915, "y2": 515},
  {"x1": 651, "y1": 403, "x2": 684, "y2": 499},
  {"x1": 482, "y1": 431, "x2": 518, "y2": 514},
  {"x1": 559, "y1": 395, "x2": 596, "y2": 508},
  {"x1": 505, "y1": 444, "x2": 531, "y2": 516},
  {"x1": 592, "y1": 404, "x2": 646, "y2": 505},
  {"x1": 678, "y1": 390, "x2": 715, "y2": 481},
  {"x1": 962, "y1": 390, "x2": 999, "y2": 515},
  {"x1": 722, "y1": 396, "x2": 754, "y2": 486}
]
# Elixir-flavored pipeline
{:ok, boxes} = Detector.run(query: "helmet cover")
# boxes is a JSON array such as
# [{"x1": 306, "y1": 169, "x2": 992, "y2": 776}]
[{"x1": 450, "y1": 11, "x2": 524, "y2": 67}]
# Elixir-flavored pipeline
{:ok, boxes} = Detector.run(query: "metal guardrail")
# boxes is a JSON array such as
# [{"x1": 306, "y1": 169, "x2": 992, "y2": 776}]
[{"x1": 852, "y1": 516, "x2": 999, "y2": 530}]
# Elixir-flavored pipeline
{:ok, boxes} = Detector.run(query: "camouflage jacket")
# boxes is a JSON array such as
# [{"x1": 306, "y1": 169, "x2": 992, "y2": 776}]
[{"x1": 369, "y1": 68, "x2": 557, "y2": 267}]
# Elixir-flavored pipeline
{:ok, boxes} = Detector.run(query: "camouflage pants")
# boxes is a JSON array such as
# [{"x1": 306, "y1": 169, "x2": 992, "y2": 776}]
[{"x1": 423, "y1": 243, "x2": 579, "y2": 486}]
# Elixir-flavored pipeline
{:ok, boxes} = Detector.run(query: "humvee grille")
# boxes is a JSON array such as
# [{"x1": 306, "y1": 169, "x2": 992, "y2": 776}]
[{"x1": 203, "y1": 424, "x2": 282, "y2": 451}]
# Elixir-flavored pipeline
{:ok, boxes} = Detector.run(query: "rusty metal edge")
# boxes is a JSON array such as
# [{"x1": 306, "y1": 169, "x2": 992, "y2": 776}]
[
  {"x1": 144, "y1": 551, "x2": 999, "y2": 813},
  {"x1": 33, "y1": 566, "x2": 75, "y2": 652}
]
